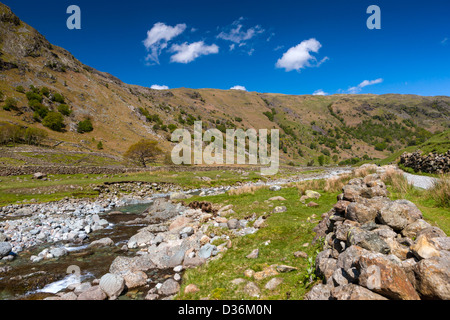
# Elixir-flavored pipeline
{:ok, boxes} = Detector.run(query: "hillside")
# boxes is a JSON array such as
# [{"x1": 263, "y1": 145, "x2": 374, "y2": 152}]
[{"x1": 1, "y1": 2, "x2": 449, "y2": 167}]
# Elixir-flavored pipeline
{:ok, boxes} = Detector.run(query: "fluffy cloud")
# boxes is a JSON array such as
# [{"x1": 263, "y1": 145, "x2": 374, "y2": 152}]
[
  {"x1": 170, "y1": 41, "x2": 219, "y2": 64},
  {"x1": 230, "y1": 85, "x2": 247, "y2": 91},
  {"x1": 313, "y1": 89, "x2": 327, "y2": 96},
  {"x1": 151, "y1": 85, "x2": 169, "y2": 90},
  {"x1": 276, "y1": 38, "x2": 328, "y2": 72},
  {"x1": 348, "y1": 78, "x2": 383, "y2": 94},
  {"x1": 143, "y1": 22, "x2": 186, "y2": 64},
  {"x1": 217, "y1": 17, "x2": 264, "y2": 45}
]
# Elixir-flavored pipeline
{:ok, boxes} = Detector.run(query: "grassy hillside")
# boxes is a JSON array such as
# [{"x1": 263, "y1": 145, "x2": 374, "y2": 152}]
[{"x1": 0, "y1": 2, "x2": 449, "y2": 167}]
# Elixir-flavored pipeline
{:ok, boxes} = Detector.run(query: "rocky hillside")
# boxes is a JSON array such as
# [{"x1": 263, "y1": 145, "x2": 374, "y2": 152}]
[{"x1": 1, "y1": 2, "x2": 449, "y2": 166}]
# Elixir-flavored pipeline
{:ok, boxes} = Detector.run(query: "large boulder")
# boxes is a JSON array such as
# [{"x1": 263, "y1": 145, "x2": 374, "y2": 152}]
[
  {"x1": 331, "y1": 284, "x2": 388, "y2": 300},
  {"x1": 378, "y1": 200, "x2": 423, "y2": 232},
  {"x1": 110, "y1": 255, "x2": 156, "y2": 276},
  {"x1": 158, "y1": 278, "x2": 180, "y2": 296},
  {"x1": 358, "y1": 252, "x2": 420, "y2": 300},
  {"x1": 346, "y1": 202, "x2": 378, "y2": 224},
  {"x1": 99, "y1": 273, "x2": 125, "y2": 300},
  {"x1": 414, "y1": 256, "x2": 450, "y2": 300},
  {"x1": 127, "y1": 231, "x2": 154, "y2": 249},
  {"x1": 0, "y1": 242, "x2": 12, "y2": 257}
]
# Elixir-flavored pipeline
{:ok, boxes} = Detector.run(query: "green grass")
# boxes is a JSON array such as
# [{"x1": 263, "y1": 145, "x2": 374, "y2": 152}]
[{"x1": 176, "y1": 187, "x2": 338, "y2": 300}]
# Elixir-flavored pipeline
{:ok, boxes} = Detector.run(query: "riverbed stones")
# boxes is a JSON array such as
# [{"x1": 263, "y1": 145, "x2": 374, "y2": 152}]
[
  {"x1": 77, "y1": 286, "x2": 107, "y2": 300},
  {"x1": 127, "y1": 231, "x2": 154, "y2": 249},
  {"x1": 0, "y1": 242, "x2": 12, "y2": 257},
  {"x1": 158, "y1": 278, "x2": 180, "y2": 296},
  {"x1": 100, "y1": 273, "x2": 125, "y2": 300},
  {"x1": 123, "y1": 271, "x2": 148, "y2": 289},
  {"x1": 89, "y1": 237, "x2": 114, "y2": 248}
]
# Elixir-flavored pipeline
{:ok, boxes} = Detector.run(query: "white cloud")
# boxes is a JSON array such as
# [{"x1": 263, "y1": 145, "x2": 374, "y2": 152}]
[
  {"x1": 313, "y1": 89, "x2": 327, "y2": 96},
  {"x1": 276, "y1": 38, "x2": 328, "y2": 72},
  {"x1": 229, "y1": 44, "x2": 236, "y2": 51},
  {"x1": 151, "y1": 84, "x2": 169, "y2": 90},
  {"x1": 217, "y1": 17, "x2": 264, "y2": 44},
  {"x1": 347, "y1": 78, "x2": 383, "y2": 94},
  {"x1": 143, "y1": 22, "x2": 186, "y2": 64},
  {"x1": 441, "y1": 37, "x2": 448, "y2": 45},
  {"x1": 170, "y1": 41, "x2": 219, "y2": 64},
  {"x1": 230, "y1": 85, "x2": 247, "y2": 91}
]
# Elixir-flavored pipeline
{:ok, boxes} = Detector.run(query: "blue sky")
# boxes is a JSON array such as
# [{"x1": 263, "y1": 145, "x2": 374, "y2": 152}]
[{"x1": 3, "y1": 0, "x2": 450, "y2": 96}]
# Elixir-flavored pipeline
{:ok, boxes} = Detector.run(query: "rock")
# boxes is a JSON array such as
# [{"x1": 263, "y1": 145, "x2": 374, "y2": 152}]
[
  {"x1": 198, "y1": 244, "x2": 215, "y2": 259},
  {"x1": 410, "y1": 235, "x2": 441, "y2": 260},
  {"x1": 73, "y1": 282, "x2": 92, "y2": 295},
  {"x1": 244, "y1": 269, "x2": 255, "y2": 278},
  {"x1": 183, "y1": 256, "x2": 206, "y2": 268},
  {"x1": 272, "y1": 206, "x2": 287, "y2": 213},
  {"x1": 99, "y1": 273, "x2": 125, "y2": 300},
  {"x1": 294, "y1": 251, "x2": 308, "y2": 259},
  {"x1": 227, "y1": 219, "x2": 240, "y2": 230},
  {"x1": 77, "y1": 286, "x2": 107, "y2": 300},
  {"x1": 127, "y1": 231, "x2": 154, "y2": 249},
  {"x1": 110, "y1": 255, "x2": 156, "y2": 276},
  {"x1": 331, "y1": 284, "x2": 388, "y2": 300},
  {"x1": 304, "y1": 283, "x2": 332, "y2": 300},
  {"x1": 430, "y1": 237, "x2": 450, "y2": 251},
  {"x1": 305, "y1": 190, "x2": 321, "y2": 199},
  {"x1": 276, "y1": 265, "x2": 297, "y2": 273},
  {"x1": 243, "y1": 282, "x2": 260, "y2": 297},
  {"x1": 416, "y1": 227, "x2": 447, "y2": 240},
  {"x1": 346, "y1": 202, "x2": 378, "y2": 224},
  {"x1": 0, "y1": 242, "x2": 12, "y2": 257},
  {"x1": 358, "y1": 252, "x2": 420, "y2": 300},
  {"x1": 269, "y1": 196, "x2": 286, "y2": 201},
  {"x1": 199, "y1": 235, "x2": 211, "y2": 246},
  {"x1": 254, "y1": 266, "x2": 279, "y2": 281},
  {"x1": 180, "y1": 226, "x2": 194, "y2": 237},
  {"x1": 49, "y1": 247, "x2": 68, "y2": 258},
  {"x1": 269, "y1": 186, "x2": 282, "y2": 192},
  {"x1": 246, "y1": 249, "x2": 259, "y2": 259},
  {"x1": 347, "y1": 229, "x2": 390, "y2": 254},
  {"x1": 59, "y1": 292, "x2": 78, "y2": 300},
  {"x1": 265, "y1": 278, "x2": 283, "y2": 290},
  {"x1": 414, "y1": 256, "x2": 450, "y2": 300},
  {"x1": 231, "y1": 278, "x2": 246, "y2": 285},
  {"x1": 158, "y1": 278, "x2": 180, "y2": 296},
  {"x1": 89, "y1": 237, "x2": 114, "y2": 248},
  {"x1": 33, "y1": 172, "x2": 47, "y2": 180},
  {"x1": 170, "y1": 192, "x2": 188, "y2": 200},
  {"x1": 307, "y1": 202, "x2": 319, "y2": 208},
  {"x1": 0, "y1": 233, "x2": 7, "y2": 242},
  {"x1": 123, "y1": 271, "x2": 148, "y2": 289},
  {"x1": 401, "y1": 219, "x2": 432, "y2": 239},
  {"x1": 253, "y1": 217, "x2": 267, "y2": 229},
  {"x1": 145, "y1": 293, "x2": 159, "y2": 300},
  {"x1": 184, "y1": 284, "x2": 200, "y2": 294},
  {"x1": 378, "y1": 200, "x2": 423, "y2": 232},
  {"x1": 334, "y1": 201, "x2": 351, "y2": 214}
]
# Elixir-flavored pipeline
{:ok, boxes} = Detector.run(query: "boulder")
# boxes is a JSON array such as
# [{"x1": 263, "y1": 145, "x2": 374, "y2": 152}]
[
  {"x1": 109, "y1": 255, "x2": 156, "y2": 275},
  {"x1": 0, "y1": 242, "x2": 12, "y2": 257},
  {"x1": 243, "y1": 282, "x2": 260, "y2": 298},
  {"x1": 169, "y1": 216, "x2": 192, "y2": 231},
  {"x1": 378, "y1": 200, "x2": 423, "y2": 232},
  {"x1": 331, "y1": 284, "x2": 388, "y2": 300},
  {"x1": 305, "y1": 190, "x2": 321, "y2": 199},
  {"x1": 158, "y1": 278, "x2": 180, "y2": 296},
  {"x1": 410, "y1": 235, "x2": 441, "y2": 260},
  {"x1": 414, "y1": 256, "x2": 450, "y2": 300},
  {"x1": 272, "y1": 206, "x2": 287, "y2": 213},
  {"x1": 99, "y1": 273, "x2": 125, "y2": 300},
  {"x1": 304, "y1": 283, "x2": 332, "y2": 300},
  {"x1": 89, "y1": 237, "x2": 114, "y2": 248},
  {"x1": 358, "y1": 252, "x2": 420, "y2": 300},
  {"x1": 123, "y1": 271, "x2": 148, "y2": 289},
  {"x1": 401, "y1": 219, "x2": 432, "y2": 239},
  {"x1": 77, "y1": 286, "x2": 107, "y2": 300},
  {"x1": 346, "y1": 202, "x2": 378, "y2": 224},
  {"x1": 265, "y1": 278, "x2": 284, "y2": 290},
  {"x1": 184, "y1": 284, "x2": 200, "y2": 294},
  {"x1": 127, "y1": 231, "x2": 154, "y2": 249}
]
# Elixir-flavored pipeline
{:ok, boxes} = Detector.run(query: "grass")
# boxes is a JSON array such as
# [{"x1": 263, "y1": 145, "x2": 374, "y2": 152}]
[{"x1": 176, "y1": 187, "x2": 338, "y2": 300}]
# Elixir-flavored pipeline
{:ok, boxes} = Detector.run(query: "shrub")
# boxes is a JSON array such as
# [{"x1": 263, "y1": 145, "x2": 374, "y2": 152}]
[
  {"x1": 58, "y1": 104, "x2": 72, "y2": 116},
  {"x1": 0, "y1": 90, "x2": 4, "y2": 102},
  {"x1": 168, "y1": 124, "x2": 177, "y2": 133},
  {"x1": 3, "y1": 97, "x2": 18, "y2": 111},
  {"x1": 16, "y1": 86, "x2": 25, "y2": 93},
  {"x1": 97, "y1": 141, "x2": 104, "y2": 150},
  {"x1": 43, "y1": 112, "x2": 65, "y2": 132},
  {"x1": 77, "y1": 119, "x2": 93, "y2": 133},
  {"x1": 52, "y1": 93, "x2": 65, "y2": 104},
  {"x1": 40, "y1": 87, "x2": 50, "y2": 97},
  {"x1": 26, "y1": 91, "x2": 43, "y2": 102}
]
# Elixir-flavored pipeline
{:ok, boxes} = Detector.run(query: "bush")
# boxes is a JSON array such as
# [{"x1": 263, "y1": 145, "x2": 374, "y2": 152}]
[
  {"x1": 0, "y1": 90, "x2": 4, "y2": 102},
  {"x1": 3, "y1": 98, "x2": 18, "y2": 111},
  {"x1": 52, "y1": 93, "x2": 65, "y2": 104},
  {"x1": 16, "y1": 86, "x2": 25, "y2": 93},
  {"x1": 26, "y1": 91, "x2": 43, "y2": 103},
  {"x1": 43, "y1": 112, "x2": 65, "y2": 132},
  {"x1": 58, "y1": 104, "x2": 72, "y2": 116},
  {"x1": 77, "y1": 119, "x2": 93, "y2": 133},
  {"x1": 40, "y1": 87, "x2": 50, "y2": 97},
  {"x1": 428, "y1": 175, "x2": 450, "y2": 208},
  {"x1": 168, "y1": 124, "x2": 178, "y2": 133},
  {"x1": 97, "y1": 141, "x2": 104, "y2": 150}
]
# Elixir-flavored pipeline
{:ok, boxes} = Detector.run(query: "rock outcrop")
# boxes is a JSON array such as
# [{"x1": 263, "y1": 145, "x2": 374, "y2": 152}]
[{"x1": 307, "y1": 171, "x2": 450, "y2": 300}]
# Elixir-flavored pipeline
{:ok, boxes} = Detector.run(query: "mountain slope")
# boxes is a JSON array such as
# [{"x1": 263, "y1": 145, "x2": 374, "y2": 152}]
[{"x1": 0, "y1": 2, "x2": 449, "y2": 166}]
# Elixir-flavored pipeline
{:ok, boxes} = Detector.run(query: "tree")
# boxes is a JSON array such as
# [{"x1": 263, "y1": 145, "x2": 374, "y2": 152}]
[
  {"x1": 124, "y1": 139, "x2": 162, "y2": 167},
  {"x1": 43, "y1": 112, "x2": 65, "y2": 132},
  {"x1": 24, "y1": 127, "x2": 48, "y2": 145},
  {"x1": 318, "y1": 155, "x2": 325, "y2": 166}
]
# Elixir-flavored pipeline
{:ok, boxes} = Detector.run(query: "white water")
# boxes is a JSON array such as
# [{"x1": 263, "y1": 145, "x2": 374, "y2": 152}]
[{"x1": 35, "y1": 272, "x2": 94, "y2": 294}]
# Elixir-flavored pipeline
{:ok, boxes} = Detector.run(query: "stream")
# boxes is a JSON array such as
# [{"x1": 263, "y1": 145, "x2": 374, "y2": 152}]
[{"x1": 0, "y1": 168, "x2": 353, "y2": 300}]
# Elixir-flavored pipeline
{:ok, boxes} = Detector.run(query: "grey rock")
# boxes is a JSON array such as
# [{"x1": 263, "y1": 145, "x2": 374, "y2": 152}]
[
  {"x1": 158, "y1": 278, "x2": 180, "y2": 296},
  {"x1": 0, "y1": 242, "x2": 12, "y2": 257},
  {"x1": 99, "y1": 273, "x2": 125, "y2": 300}
]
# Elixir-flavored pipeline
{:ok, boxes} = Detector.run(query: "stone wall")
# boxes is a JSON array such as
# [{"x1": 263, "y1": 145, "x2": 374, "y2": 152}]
[
  {"x1": 306, "y1": 168, "x2": 449, "y2": 300},
  {"x1": 400, "y1": 150, "x2": 450, "y2": 174}
]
